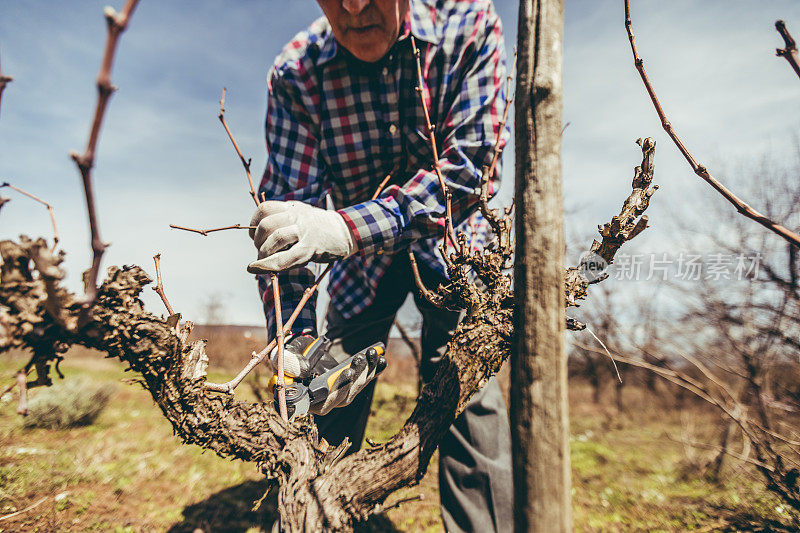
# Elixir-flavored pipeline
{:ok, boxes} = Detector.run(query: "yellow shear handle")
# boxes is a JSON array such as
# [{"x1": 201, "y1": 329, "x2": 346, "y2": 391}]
[
  {"x1": 267, "y1": 373, "x2": 295, "y2": 393},
  {"x1": 326, "y1": 367, "x2": 348, "y2": 390}
]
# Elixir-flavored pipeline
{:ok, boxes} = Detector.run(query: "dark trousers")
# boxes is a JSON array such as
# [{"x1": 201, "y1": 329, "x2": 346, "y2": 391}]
[{"x1": 317, "y1": 254, "x2": 513, "y2": 532}]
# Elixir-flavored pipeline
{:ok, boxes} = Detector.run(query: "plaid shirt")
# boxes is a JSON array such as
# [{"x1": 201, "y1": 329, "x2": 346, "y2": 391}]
[{"x1": 257, "y1": 0, "x2": 508, "y2": 338}]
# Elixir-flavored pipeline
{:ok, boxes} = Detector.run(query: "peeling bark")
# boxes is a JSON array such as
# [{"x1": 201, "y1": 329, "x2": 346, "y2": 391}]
[
  {"x1": 0, "y1": 236, "x2": 512, "y2": 531},
  {"x1": 0, "y1": 137, "x2": 655, "y2": 530}
]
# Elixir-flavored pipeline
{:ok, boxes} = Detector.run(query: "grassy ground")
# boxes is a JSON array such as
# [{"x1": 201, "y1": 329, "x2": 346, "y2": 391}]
[{"x1": 0, "y1": 349, "x2": 797, "y2": 532}]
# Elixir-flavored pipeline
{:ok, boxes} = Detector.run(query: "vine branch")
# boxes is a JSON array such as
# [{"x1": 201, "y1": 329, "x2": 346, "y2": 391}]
[
  {"x1": 69, "y1": 0, "x2": 140, "y2": 314},
  {"x1": 15, "y1": 371, "x2": 27, "y2": 415},
  {"x1": 169, "y1": 223, "x2": 255, "y2": 236},
  {"x1": 204, "y1": 265, "x2": 334, "y2": 393},
  {"x1": 0, "y1": 45, "x2": 12, "y2": 120},
  {"x1": 410, "y1": 36, "x2": 457, "y2": 249},
  {"x1": 624, "y1": 0, "x2": 800, "y2": 248},
  {"x1": 2, "y1": 132, "x2": 658, "y2": 529},
  {"x1": 151, "y1": 253, "x2": 174, "y2": 315},
  {"x1": 407, "y1": 249, "x2": 445, "y2": 308},
  {"x1": 0, "y1": 182, "x2": 59, "y2": 250},
  {"x1": 775, "y1": 20, "x2": 800, "y2": 80},
  {"x1": 218, "y1": 87, "x2": 258, "y2": 206},
  {"x1": 213, "y1": 88, "x2": 289, "y2": 402},
  {"x1": 272, "y1": 274, "x2": 288, "y2": 421},
  {"x1": 371, "y1": 172, "x2": 393, "y2": 200},
  {"x1": 488, "y1": 59, "x2": 515, "y2": 179}
]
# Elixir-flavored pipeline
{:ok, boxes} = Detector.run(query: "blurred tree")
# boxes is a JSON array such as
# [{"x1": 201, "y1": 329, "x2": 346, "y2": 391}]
[{"x1": 200, "y1": 292, "x2": 227, "y2": 325}]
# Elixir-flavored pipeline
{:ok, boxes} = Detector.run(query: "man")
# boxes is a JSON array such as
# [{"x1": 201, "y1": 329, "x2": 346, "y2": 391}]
[{"x1": 249, "y1": 0, "x2": 512, "y2": 530}]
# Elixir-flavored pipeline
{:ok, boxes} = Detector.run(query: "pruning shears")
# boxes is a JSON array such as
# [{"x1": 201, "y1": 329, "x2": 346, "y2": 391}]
[{"x1": 268, "y1": 335, "x2": 387, "y2": 419}]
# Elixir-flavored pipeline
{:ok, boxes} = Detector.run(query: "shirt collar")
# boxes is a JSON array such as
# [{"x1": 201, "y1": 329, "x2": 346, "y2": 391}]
[
  {"x1": 317, "y1": 0, "x2": 440, "y2": 66},
  {"x1": 404, "y1": 0, "x2": 440, "y2": 45}
]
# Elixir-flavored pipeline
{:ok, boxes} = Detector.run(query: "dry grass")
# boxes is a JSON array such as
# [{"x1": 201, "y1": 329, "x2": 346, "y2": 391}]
[
  {"x1": 0, "y1": 337, "x2": 797, "y2": 531},
  {"x1": 22, "y1": 378, "x2": 113, "y2": 429}
]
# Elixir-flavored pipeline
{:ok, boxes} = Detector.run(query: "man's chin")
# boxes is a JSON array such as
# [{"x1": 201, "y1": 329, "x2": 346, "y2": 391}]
[
  {"x1": 352, "y1": 52, "x2": 384, "y2": 63},
  {"x1": 341, "y1": 36, "x2": 391, "y2": 63}
]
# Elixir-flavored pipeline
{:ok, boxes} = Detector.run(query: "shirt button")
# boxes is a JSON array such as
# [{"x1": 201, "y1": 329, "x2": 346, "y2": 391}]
[
  {"x1": 388, "y1": 123, "x2": 398, "y2": 135},
  {"x1": 382, "y1": 66, "x2": 389, "y2": 76}
]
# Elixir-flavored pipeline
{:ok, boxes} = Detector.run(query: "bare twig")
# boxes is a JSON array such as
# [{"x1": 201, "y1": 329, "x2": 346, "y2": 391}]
[
  {"x1": 676, "y1": 349, "x2": 738, "y2": 407},
  {"x1": 272, "y1": 274, "x2": 288, "y2": 421},
  {"x1": 394, "y1": 322, "x2": 420, "y2": 365},
  {"x1": 169, "y1": 223, "x2": 256, "y2": 236},
  {"x1": 0, "y1": 497, "x2": 48, "y2": 522},
  {"x1": 0, "y1": 357, "x2": 61, "y2": 412},
  {"x1": 394, "y1": 321, "x2": 422, "y2": 392},
  {"x1": 624, "y1": 0, "x2": 800, "y2": 248},
  {"x1": 214, "y1": 85, "x2": 295, "y2": 411},
  {"x1": 151, "y1": 254, "x2": 174, "y2": 315},
  {"x1": 572, "y1": 336, "x2": 800, "y2": 509},
  {"x1": 0, "y1": 363, "x2": 42, "y2": 400},
  {"x1": 571, "y1": 341, "x2": 735, "y2": 418},
  {"x1": 410, "y1": 36, "x2": 456, "y2": 249},
  {"x1": 0, "y1": 182, "x2": 59, "y2": 250},
  {"x1": 371, "y1": 173, "x2": 393, "y2": 200},
  {"x1": 15, "y1": 371, "x2": 27, "y2": 415},
  {"x1": 488, "y1": 69, "x2": 514, "y2": 178},
  {"x1": 0, "y1": 45, "x2": 13, "y2": 120},
  {"x1": 204, "y1": 264, "x2": 334, "y2": 393},
  {"x1": 667, "y1": 435, "x2": 775, "y2": 472},
  {"x1": 70, "y1": 0, "x2": 140, "y2": 313},
  {"x1": 583, "y1": 324, "x2": 622, "y2": 383},
  {"x1": 218, "y1": 88, "x2": 258, "y2": 206},
  {"x1": 381, "y1": 494, "x2": 423, "y2": 513},
  {"x1": 407, "y1": 249, "x2": 444, "y2": 308},
  {"x1": 478, "y1": 167, "x2": 513, "y2": 255},
  {"x1": 776, "y1": 20, "x2": 800, "y2": 80}
]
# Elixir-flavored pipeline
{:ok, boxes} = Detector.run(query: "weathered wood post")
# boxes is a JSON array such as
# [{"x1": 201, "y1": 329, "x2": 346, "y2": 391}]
[{"x1": 511, "y1": 0, "x2": 571, "y2": 531}]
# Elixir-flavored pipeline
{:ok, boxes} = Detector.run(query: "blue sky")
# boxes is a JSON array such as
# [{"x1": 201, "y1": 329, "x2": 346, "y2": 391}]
[{"x1": 1, "y1": 0, "x2": 799, "y2": 327}]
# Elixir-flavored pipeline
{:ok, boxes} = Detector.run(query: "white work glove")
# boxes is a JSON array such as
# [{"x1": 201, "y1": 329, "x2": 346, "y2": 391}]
[
  {"x1": 267, "y1": 334, "x2": 386, "y2": 417},
  {"x1": 247, "y1": 200, "x2": 356, "y2": 274},
  {"x1": 268, "y1": 332, "x2": 316, "y2": 378},
  {"x1": 312, "y1": 349, "x2": 383, "y2": 415}
]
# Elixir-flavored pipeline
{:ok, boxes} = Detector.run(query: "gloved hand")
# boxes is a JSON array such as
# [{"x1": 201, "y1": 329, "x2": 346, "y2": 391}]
[
  {"x1": 269, "y1": 334, "x2": 335, "y2": 379},
  {"x1": 247, "y1": 200, "x2": 356, "y2": 274},
  {"x1": 311, "y1": 344, "x2": 385, "y2": 415}
]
